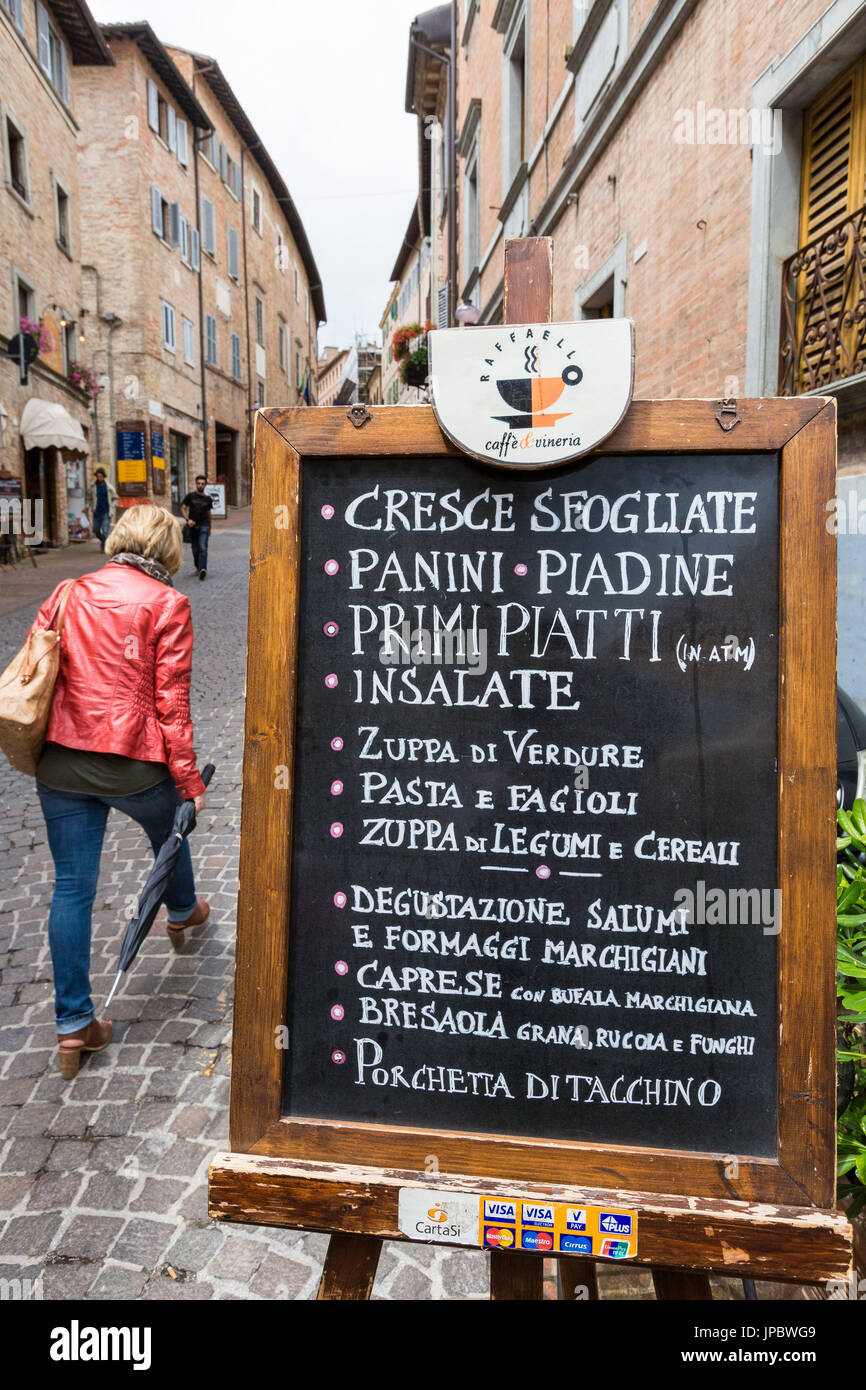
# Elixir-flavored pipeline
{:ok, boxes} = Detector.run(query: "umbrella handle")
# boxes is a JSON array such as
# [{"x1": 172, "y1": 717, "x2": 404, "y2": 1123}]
[{"x1": 200, "y1": 763, "x2": 215, "y2": 791}]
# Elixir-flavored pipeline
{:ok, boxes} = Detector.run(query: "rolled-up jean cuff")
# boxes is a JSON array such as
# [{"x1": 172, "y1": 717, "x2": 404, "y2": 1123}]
[
  {"x1": 56, "y1": 1011, "x2": 94, "y2": 1035},
  {"x1": 166, "y1": 898, "x2": 198, "y2": 923}
]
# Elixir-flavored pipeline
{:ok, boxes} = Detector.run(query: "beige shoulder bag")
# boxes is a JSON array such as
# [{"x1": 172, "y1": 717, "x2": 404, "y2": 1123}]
[{"x1": 0, "y1": 579, "x2": 76, "y2": 777}]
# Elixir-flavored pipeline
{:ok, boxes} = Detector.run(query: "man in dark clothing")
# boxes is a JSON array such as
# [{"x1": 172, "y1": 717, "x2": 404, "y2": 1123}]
[
  {"x1": 181, "y1": 475, "x2": 214, "y2": 579},
  {"x1": 85, "y1": 468, "x2": 118, "y2": 552}
]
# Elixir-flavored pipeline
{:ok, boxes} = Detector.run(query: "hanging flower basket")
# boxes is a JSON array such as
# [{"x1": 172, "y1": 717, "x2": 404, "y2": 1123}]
[
  {"x1": 401, "y1": 346, "x2": 429, "y2": 387},
  {"x1": 67, "y1": 362, "x2": 101, "y2": 398},
  {"x1": 20, "y1": 316, "x2": 55, "y2": 359}
]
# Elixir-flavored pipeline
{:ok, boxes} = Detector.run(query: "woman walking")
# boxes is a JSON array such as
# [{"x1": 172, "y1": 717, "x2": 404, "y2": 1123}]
[{"x1": 30, "y1": 505, "x2": 209, "y2": 1077}]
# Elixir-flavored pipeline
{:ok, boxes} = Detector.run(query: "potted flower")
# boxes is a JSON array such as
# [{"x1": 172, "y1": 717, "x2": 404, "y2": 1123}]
[
  {"x1": 67, "y1": 362, "x2": 101, "y2": 398},
  {"x1": 395, "y1": 320, "x2": 435, "y2": 385},
  {"x1": 19, "y1": 315, "x2": 55, "y2": 359},
  {"x1": 401, "y1": 344, "x2": 429, "y2": 387}
]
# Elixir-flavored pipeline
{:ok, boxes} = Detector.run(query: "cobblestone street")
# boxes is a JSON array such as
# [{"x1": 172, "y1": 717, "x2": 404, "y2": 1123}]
[{"x1": 0, "y1": 522, "x2": 799, "y2": 1302}]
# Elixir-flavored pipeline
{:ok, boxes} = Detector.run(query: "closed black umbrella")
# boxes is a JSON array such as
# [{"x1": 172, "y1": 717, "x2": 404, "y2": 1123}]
[{"x1": 105, "y1": 763, "x2": 215, "y2": 1007}]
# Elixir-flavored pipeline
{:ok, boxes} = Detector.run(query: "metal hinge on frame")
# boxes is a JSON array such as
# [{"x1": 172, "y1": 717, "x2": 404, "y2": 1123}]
[
  {"x1": 715, "y1": 398, "x2": 741, "y2": 432},
  {"x1": 347, "y1": 404, "x2": 372, "y2": 429}
]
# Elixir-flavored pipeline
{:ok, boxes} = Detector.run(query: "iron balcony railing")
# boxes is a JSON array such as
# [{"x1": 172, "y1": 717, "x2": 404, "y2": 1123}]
[{"x1": 779, "y1": 202, "x2": 866, "y2": 395}]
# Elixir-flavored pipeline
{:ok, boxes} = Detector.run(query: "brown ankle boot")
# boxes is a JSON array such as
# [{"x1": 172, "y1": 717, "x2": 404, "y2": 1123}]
[
  {"x1": 166, "y1": 897, "x2": 210, "y2": 949},
  {"x1": 57, "y1": 1018, "x2": 113, "y2": 1080}
]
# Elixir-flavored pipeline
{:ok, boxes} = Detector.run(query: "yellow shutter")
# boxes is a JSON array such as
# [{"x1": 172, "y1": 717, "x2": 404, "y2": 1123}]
[{"x1": 793, "y1": 59, "x2": 866, "y2": 390}]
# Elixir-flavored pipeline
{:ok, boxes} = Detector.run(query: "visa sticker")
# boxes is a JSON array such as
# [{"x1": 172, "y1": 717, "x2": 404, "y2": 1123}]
[
  {"x1": 483, "y1": 1200, "x2": 517, "y2": 1223},
  {"x1": 521, "y1": 1202, "x2": 555, "y2": 1229}
]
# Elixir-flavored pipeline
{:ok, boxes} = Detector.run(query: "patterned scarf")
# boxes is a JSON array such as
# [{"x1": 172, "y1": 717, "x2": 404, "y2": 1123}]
[{"x1": 108, "y1": 552, "x2": 173, "y2": 587}]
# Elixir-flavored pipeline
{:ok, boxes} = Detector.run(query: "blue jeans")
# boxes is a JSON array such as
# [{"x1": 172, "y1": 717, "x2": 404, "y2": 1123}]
[
  {"x1": 93, "y1": 512, "x2": 110, "y2": 551},
  {"x1": 37, "y1": 780, "x2": 198, "y2": 1033},
  {"x1": 191, "y1": 525, "x2": 210, "y2": 571}
]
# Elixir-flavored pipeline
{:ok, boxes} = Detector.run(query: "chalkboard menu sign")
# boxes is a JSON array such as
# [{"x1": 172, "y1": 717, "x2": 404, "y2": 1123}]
[
  {"x1": 212, "y1": 395, "x2": 846, "y2": 1289},
  {"x1": 285, "y1": 450, "x2": 779, "y2": 1156}
]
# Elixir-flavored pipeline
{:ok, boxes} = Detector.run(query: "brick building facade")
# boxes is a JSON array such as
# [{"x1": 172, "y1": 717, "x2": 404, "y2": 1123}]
[
  {"x1": 71, "y1": 21, "x2": 324, "y2": 515},
  {"x1": 1, "y1": 0, "x2": 112, "y2": 546}
]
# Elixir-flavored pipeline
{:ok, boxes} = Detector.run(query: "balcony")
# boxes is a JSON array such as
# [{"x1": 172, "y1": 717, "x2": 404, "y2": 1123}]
[{"x1": 779, "y1": 203, "x2": 866, "y2": 397}]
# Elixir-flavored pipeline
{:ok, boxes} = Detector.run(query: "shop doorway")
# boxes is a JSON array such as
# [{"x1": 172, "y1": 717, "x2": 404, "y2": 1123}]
[
  {"x1": 169, "y1": 430, "x2": 189, "y2": 514},
  {"x1": 215, "y1": 423, "x2": 239, "y2": 507},
  {"x1": 23, "y1": 447, "x2": 57, "y2": 547}
]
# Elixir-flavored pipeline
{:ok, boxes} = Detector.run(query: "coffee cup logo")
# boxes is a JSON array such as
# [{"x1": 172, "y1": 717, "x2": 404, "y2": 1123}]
[{"x1": 429, "y1": 318, "x2": 634, "y2": 470}]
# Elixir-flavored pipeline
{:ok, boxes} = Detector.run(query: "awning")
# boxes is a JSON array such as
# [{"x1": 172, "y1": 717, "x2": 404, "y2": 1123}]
[{"x1": 19, "y1": 399, "x2": 89, "y2": 455}]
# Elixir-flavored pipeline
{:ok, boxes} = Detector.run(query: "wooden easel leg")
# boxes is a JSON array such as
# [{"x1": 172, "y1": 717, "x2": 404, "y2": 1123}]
[
  {"x1": 489, "y1": 1250, "x2": 545, "y2": 1300},
  {"x1": 317, "y1": 1233, "x2": 383, "y2": 1300},
  {"x1": 651, "y1": 1267, "x2": 713, "y2": 1300},
  {"x1": 557, "y1": 1257, "x2": 599, "y2": 1300}
]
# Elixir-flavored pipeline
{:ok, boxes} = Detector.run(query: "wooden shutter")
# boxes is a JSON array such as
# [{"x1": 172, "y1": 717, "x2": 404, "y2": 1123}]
[
  {"x1": 190, "y1": 226, "x2": 201, "y2": 271},
  {"x1": 177, "y1": 119, "x2": 189, "y2": 166},
  {"x1": 167, "y1": 106, "x2": 177, "y2": 154},
  {"x1": 799, "y1": 61, "x2": 866, "y2": 245},
  {"x1": 147, "y1": 79, "x2": 159, "y2": 132},
  {"x1": 796, "y1": 59, "x2": 866, "y2": 388},
  {"x1": 36, "y1": 2, "x2": 50, "y2": 74},
  {"x1": 169, "y1": 203, "x2": 181, "y2": 248},
  {"x1": 151, "y1": 186, "x2": 163, "y2": 237}
]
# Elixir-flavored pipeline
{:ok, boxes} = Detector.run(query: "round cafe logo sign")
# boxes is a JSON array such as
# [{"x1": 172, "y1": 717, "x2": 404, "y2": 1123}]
[{"x1": 428, "y1": 318, "x2": 634, "y2": 469}]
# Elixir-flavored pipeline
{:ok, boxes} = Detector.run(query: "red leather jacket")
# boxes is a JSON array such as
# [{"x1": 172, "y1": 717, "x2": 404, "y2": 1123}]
[{"x1": 32, "y1": 564, "x2": 205, "y2": 800}]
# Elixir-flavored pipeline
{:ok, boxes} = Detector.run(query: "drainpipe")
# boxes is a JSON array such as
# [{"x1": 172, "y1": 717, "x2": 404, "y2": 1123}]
[
  {"x1": 193, "y1": 130, "x2": 209, "y2": 481},
  {"x1": 191, "y1": 64, "x2": 216, "y2": 483},
  {"x1": 102, "y1": 312, "x2": 122, "y2": 492}
]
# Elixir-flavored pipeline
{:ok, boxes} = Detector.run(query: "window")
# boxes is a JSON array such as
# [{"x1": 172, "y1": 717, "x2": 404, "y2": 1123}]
[
  {"x1": 182, "y1": 316, "x2": 195, "y2": 366},
  {"x1": 278, "y1": 319, "x2": 286, "y2": 369},
  {"x1": 62, "y1": 318, "x2": 76, "y2": 372},
  {"x1": 180, "y1": 214, "x2": 189, "y2": 263},
  {"x1": 465, "y1": 147, "x2": 480, "y2": 276},
  {"x1": 295, "y1": 349, "x2": 301, "y2": 390},
  {"x1": 293, "y1": 266, "x2": 300, "y2": 301},
  {"x1": 54, "y1": 179, "x2": 70, "y2": 250},
  {"x1": 6, "y1": 114, "x2": 28, "y2": 201},
  {"x1": 201, "y1": 195, "x2": 216, "y2": 257},
  {"x1": 255, "y1": 296, "x2": 265, "y2": 348},
  {"x1": 504, "y1": 6, "x2": 527, "y2": 184},
  {"x1": 176, "y1": 119, "x2": 189, "y2": 167},
  {"x1": 227, "y1": 222, "x2": 239, "y2": 280},
  {"x1": 150, "y1": 186, "x2": 174, "y2": 243},
  {"x1": 1, "y1": 1, "x2": 23, "y2": 32},
  {"x1": 36, "y1": 2, "x2": 68, "y2": 103},
  {"x1": 231, "y1": 333, "x2": 242, "y2": 381},
  {"x1": 221, "y1": 144, "x2": 242, "y2": 199},
  {"x1": 256, "y1": 378, "x2": 265, "y2": 407},
  {"x1": 204, "y1": 314, "x2": 217, "y2": 366},
  {"x1": 16, "y1": 274, "x2": 35, "y2": 323},
  {"x1": 252, "y1": 185, "x2": 262, "y2": 235},
  {"x1": 190, "y1": 226, "x2": 201, "y2": 271},
  {"x1": 161, "y1": 300, "x2": 176, "y2": 351},
  {"x1": 276, "y1": 230, "x2": 287, "y2": 272}
]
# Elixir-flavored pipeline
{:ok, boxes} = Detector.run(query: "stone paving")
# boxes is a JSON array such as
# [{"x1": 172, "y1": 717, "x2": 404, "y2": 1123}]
[{"x1": 0, "y1": 520, "x2": 801, "y2": 1301}]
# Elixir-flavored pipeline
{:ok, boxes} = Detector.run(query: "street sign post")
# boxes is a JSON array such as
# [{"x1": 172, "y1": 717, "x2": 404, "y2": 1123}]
[{"x1": 210, "y1": 238, "x2": 852, "y2": 1299}]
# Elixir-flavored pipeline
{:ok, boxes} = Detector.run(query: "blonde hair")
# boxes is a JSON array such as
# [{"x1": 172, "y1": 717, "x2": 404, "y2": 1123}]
[{"x1": 104, "y1": 504, "x2": 183, "y2": 575}]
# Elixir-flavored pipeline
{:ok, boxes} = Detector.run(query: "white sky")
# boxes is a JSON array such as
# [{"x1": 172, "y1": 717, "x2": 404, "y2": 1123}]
[{"x1": 92, "y1": 0, "x2": 426, "y2": 350}]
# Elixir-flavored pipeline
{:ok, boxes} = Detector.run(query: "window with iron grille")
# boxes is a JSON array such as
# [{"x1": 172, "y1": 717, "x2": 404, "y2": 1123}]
[{"x1": 780, "y1": 56, "x2": 866, "y2": 394}]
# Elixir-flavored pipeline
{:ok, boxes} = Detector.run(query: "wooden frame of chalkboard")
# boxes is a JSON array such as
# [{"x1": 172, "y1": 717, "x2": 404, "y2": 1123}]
[{"x1": 210, "y1": 395, "x2": 853, "y2": 1284}]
